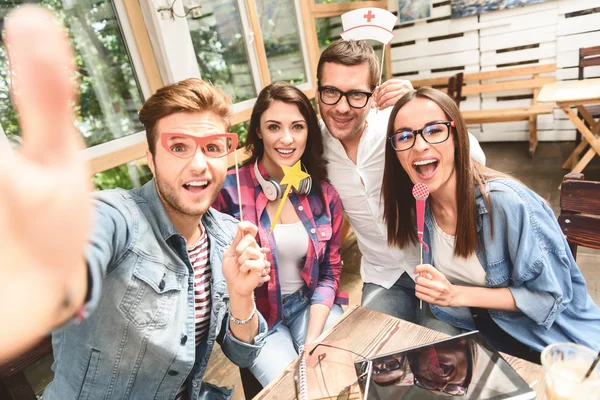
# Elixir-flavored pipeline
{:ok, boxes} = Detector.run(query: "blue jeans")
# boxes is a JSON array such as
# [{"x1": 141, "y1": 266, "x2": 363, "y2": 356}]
[
  {"x1": 249, "y1": 286, "x2": 344, "y2": 386},
  {"x1": 362, "y1": 273, "x2": 463, "y2": 336},
  {"x1": 362, "y1": 272, "x2": 419, "y2": 323}
]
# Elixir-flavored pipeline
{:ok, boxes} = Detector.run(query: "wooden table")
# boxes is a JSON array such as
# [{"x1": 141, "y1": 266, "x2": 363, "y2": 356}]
[
  {"x1": 256, "y1": 306, "x2": 546, "y2": 399},
  {"x1": 537, "y1": 78, "x2": 600, "y2": 174}
]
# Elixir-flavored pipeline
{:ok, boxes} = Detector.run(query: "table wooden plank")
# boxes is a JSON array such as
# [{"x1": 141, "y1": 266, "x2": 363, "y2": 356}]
[
  {"x1": 562, "y1": 139, "x2": 589, "y2": 170},
  {"x1": 561, "y1": 107, "x2": 600, "y2": 158},
  {"x1": 255, "y1": 306, "x2": 546, "y2": 399},
  {"x1": 537, "y1": 79, "x2": 600, "y2": 176},
  {"x1": 578, "y1": 105, "x2": 600, "y2": 128},
  {"x1": 537, "y1": 78, "x2": 600, "y2": 103}
]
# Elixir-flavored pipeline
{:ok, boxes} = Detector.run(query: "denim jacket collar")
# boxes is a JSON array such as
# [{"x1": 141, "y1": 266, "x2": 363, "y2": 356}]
[
  {"x1": 473, "y1": 180, "x2": 490, "y2": 233},
  {"x1": 136, "y1": 180, "x2": 180, "y2": 241},
  {"x1": 135, "y1": 180, "x2": 231, "y2": 286}
]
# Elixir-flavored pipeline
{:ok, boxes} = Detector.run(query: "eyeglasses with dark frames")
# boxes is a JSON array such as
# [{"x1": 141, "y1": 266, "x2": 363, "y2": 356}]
[
  {"x1": 388, "y1": 121, "x2": 455, "y2": 152},
  {"x1": 318, "y1": 85, "x2": 374, "y2": 109},
  {"x1": 160, "y1": 132, "x2": 238, "y2": 159}
]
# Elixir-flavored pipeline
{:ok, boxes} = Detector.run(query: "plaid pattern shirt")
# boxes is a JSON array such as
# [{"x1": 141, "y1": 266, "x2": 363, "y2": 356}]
[{"x1": 213, "y1": 160, "x2": 348, "y2": 330}]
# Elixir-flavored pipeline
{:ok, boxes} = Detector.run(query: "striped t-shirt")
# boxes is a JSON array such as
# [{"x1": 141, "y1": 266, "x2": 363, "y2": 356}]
[{"x1": 175, "y1": 228, "x2": 211, "y2": 400}]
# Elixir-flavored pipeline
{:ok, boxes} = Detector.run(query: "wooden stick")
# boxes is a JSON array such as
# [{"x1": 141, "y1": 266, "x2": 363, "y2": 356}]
[
  {"x1": 378, "y1": 44, "x2": 386, "y2": 87},
  {"x1": 270, "y1": 184, "x2": 291, "y2": 232},
  {"x1": 419, "y1": 243, "x2": 423, "y2": 310},
  {"x1": 234, "y1": 150, "x2": 243, "y2": 222},
  {"x1": 375, "y1": 44, "x2": 386, "y2": 114},
  {"x1": 266, "y1": 183, "x2": 291, "y2": 246}
]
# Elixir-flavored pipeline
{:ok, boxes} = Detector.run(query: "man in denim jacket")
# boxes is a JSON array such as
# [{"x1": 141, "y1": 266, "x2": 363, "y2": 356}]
[{"x1": 0, "y1": 8, "x2": 269, "y2": 399}]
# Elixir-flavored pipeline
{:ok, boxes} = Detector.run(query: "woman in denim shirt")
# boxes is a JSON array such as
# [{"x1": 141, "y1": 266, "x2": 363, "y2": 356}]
[
  {"x1": 214, "y1": 82, "x2": 347, "y2": 385},
  {"x1": 381, "y1": 87, "x2": 600, "y2": 363}
]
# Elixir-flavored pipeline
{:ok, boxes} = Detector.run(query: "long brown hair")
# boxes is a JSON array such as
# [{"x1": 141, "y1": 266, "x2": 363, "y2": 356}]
[
  {"x1": 246, "y1": 81, "x2": 327, "y2": 212},
  {"x1": 382, "y1": 87, "x2": 492, "y2": 258}
]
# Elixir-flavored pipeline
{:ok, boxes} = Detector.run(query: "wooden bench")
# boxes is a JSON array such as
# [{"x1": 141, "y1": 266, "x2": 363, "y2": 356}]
[{"x1": 411, "y1": 64, "x2": 557, "y2": 156}]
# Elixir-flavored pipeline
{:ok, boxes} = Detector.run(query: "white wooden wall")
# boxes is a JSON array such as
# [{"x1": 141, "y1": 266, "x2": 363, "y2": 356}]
[{"x1": 387, "y1": 0, "x2": 600, "y2": 142}]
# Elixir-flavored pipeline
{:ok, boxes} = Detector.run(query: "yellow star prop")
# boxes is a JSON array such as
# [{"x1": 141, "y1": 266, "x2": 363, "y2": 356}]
[
  {"x1": 280, "y1": 161, "x2": 310, "y2": 190},
  {"x1": 270, "y1": 161, "x2": 310, "y2": 232}
]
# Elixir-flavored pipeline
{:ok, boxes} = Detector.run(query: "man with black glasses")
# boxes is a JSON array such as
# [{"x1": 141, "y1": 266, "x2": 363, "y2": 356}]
[{"x1": 316, "y1": 39, "x2": 486, "y2": 329}]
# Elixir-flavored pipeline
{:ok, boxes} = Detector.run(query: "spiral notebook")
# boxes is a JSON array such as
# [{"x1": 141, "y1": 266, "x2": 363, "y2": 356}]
[{"x1": 296, "y1": 339, "x2": 362, "y2": 400}]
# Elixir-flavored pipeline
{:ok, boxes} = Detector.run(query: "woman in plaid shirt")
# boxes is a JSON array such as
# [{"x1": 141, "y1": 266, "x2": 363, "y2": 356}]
[{"x1": 214, "y1": 82, "x2": 348, "y2": 385}]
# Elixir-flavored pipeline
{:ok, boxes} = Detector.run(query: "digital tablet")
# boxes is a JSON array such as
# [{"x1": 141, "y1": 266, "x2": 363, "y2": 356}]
[{"x1": 354, "y1": 331, "x2": 537, "y2": 400}]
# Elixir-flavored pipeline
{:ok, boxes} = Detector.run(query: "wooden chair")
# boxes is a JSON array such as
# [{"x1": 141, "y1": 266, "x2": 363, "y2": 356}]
[
  {"x1": 1, "y1": 342, "x2": 264, "y2": 400},
  {"x1": 447, "y1": 72, "x2": 464, "y2": 106},
  {"x1": 575, "y1": 46, "x2": 600, "y2": 146},
  {"x1": 558, "y1": 173, "x2": 600, "y2": 260},
  {"x1": 578, "y1": 46, "x2": 600, "y2": 80},
  {"x1": 0, "y1": 337, "x2": 53, "y2": 400},
  {"x1": 239, "y1": 367, "x2": 263, "y2": 399}
]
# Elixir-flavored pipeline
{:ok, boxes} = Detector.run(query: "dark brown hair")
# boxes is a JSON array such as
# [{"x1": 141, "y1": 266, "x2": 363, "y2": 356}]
[
  {"x1": 382, "y1": 87, "x2": 498, "y2": 258},
  {"x1": 317, "y1": 39, "x2": 379, "y2": 90},
  {"x1": 246, "y1": 81, "x2": 327, "y2": 211},
  {"x1": 138, "y1": 78, "x2": 232, "y2": 156}
]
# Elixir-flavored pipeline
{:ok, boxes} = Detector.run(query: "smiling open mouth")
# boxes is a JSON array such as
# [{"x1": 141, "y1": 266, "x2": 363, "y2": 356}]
[
  {"x1": 183, "y1": 181, "x2": 208, "y2": 192},
  {"x1": 413, "y1": 159, "x2": 439, "y2": 178},
  {"x1": 276, "y1": 148, "x2": 295, "y2": 157},
  {"x1": 332, "y1": 116, "x2": 353, "y2": 126}
]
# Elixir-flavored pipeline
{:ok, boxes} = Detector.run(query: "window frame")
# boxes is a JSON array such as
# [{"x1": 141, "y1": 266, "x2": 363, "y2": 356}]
[
  {"x1": 82, "y1": 0, "x2": 160, "y2": 173},
  {"x1": 0, "y1": 0, "x2": 392, "y2": 176},
  {"x1": 142, "y1": 0, "x2": 316, "y2": 109},
  {"x1": 0, "y1": 0, "x2": 157, "y2": 175}
]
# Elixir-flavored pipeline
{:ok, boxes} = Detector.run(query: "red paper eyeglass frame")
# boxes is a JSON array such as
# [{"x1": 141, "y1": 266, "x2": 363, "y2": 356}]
[{"x1": 160, "y1": 132, "x2": 238, "y2": 159}]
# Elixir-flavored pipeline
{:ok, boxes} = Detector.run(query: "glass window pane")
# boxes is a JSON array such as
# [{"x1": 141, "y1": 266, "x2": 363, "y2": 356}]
[
  {"x1": 184, "y1": 0, "x2": 257, "y2": 103},
  {"x1": 316, "y1": 15, "x2": 343, "y2": 53},
  {"x1": 93, "y1": 161, "x2": 153, "y2": 190},
  {"x1": 256, "y1": 0, "x2": 307, "y2": 85},
  {"x1": 0, "y1": 0, "x2": 145, "y2": 148},
  {"x1": 231, "y1": 120, "x2": 249, "y2": 148},
  {"x1": 314, "y1": 0, "x2": 368, "y2": 3}
]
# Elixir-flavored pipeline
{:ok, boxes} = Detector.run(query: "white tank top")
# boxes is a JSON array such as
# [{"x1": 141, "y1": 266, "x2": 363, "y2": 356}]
[
  {"x1": 431, "y1": 216, "x2": 487, "y2": 287},
  {"x1": 273, "y1": 221, "x2": 309, "y2": 295}
]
